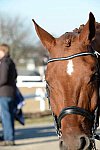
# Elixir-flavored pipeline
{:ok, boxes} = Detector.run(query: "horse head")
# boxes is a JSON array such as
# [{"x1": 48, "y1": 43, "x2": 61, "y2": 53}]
[{"x1": 33, "y1": 12, "x2": 99, "y2": 150}]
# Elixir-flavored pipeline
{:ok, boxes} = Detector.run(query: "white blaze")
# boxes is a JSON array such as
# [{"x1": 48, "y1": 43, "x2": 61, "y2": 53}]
[{"x1": 67, "y1": 60, "x2": 74, "y2": 75}]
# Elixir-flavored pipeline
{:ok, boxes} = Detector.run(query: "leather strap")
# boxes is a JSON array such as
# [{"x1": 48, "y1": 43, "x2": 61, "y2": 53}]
[
  {"x1": 47, "y1": 52, "x2": 96, "y2": 63},
  {"x1": 57, "y1": 106, "x2": 94, "y2": 128}
]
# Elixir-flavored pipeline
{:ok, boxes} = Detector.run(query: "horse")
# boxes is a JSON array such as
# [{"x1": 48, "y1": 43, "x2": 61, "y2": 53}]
[{"x1": 33, "y1": 12, "x2": 100, "y2": 150}]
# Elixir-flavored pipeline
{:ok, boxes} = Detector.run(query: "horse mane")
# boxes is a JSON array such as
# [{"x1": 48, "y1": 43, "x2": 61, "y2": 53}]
[
  {"x1": 73, "y1": 24, "x2": 84, "y2": 34},
  {"x1": 95, "y1": 22, "x2": 100, "y2": 31},
  {"x1": 73, "y1": 22, "x2": 100, "y2": 34}
]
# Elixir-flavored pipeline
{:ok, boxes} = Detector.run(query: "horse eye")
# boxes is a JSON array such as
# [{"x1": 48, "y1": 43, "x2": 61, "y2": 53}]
[{"x1": 91, "y1": 72, "x2": 100, "y2": 82}]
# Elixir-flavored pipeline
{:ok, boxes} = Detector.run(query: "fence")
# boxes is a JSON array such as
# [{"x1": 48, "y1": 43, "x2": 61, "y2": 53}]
[{"x1": 17, "y1": 76, "x2": 48, "y2": 112}]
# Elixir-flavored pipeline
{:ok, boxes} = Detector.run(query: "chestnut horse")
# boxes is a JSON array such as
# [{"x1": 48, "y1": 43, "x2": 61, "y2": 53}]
[{"x1": 33, "y1": 12, "x2": 100, "y2": 150}]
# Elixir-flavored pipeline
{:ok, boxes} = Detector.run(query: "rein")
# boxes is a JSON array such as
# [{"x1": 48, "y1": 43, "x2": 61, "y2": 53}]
[{"x1": 46, "y1": 51, "x2": 100, "y2": 149}]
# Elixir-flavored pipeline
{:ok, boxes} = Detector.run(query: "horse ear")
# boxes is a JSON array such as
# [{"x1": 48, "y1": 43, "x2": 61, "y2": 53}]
[
  {"x1": 32, "y1": 19, "x2": 56, "y2": 52},
  {"x1": 79, "y1": 12, "x2": 95, "y2": 44}
]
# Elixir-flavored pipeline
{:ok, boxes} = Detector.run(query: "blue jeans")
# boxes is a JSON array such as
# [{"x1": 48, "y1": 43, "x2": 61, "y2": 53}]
[{"x1": 0, "y1": 97, "x2": 15, "y2": 141}]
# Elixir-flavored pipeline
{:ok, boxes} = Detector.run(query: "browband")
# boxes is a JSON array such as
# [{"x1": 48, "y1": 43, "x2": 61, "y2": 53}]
[{"x1": 47, "y1": 52, "x2": 97, "y2": 63}]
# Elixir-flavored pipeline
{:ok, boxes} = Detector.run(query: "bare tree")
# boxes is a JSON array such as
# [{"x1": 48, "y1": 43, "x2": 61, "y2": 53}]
[
  {"x1": 0, "y1": 14, "x2": 32, "y2": 61},
  {"x1": 0, "y1": 13, "x2": 48, "y2": 68}
]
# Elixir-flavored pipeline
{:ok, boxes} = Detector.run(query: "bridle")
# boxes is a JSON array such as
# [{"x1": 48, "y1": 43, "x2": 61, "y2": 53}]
[{"x1": 46, "y1": 51, "x2": 100, "y2": 149}]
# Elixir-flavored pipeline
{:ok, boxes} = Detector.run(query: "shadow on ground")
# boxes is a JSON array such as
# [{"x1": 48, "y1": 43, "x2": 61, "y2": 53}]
[
  {"x1": 0, "y1": 124, "x2": 57, "y2": 139},
  {"x1": 0, "y1": 125, "x2": 100, "y2": 140},
  {"x1": 15, "y1": 125, "x2": 57, "y2": 140}
]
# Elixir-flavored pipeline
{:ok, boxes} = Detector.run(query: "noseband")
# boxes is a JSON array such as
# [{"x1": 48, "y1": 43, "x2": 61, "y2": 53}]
[
  {"x1": 58, "y1": 106, "x2": 94, "y2": 128},
  {"x1": 46, "y1": 51, "x2": 100, "y2": 144}
]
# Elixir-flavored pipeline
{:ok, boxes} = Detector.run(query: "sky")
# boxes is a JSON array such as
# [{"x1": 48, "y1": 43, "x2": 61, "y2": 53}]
[{"x1": 0, "y1": 0, "x2": 100, "y2": 41}]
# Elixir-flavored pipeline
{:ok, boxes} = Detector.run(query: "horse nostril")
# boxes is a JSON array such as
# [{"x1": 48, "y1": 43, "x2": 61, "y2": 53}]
[
  {"x1": 59, "y1": 140, "x2": 68, "y2": 150},
  {"x1": 59, "y1": 140, "x2": 63, "y2": 148},
  {"x1": 80, "y1": 136, "x2": 86, "y2": 149}
]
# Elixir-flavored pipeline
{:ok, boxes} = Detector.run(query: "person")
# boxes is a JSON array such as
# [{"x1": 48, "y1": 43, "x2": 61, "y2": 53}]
[{"x1": 0, "y1": 44, "x2": 17, "y2": 146}]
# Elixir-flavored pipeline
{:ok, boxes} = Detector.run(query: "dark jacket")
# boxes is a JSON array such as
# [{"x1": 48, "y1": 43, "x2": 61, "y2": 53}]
[{"x1": 0, "y1": 54, "x2": 17, "y2": 98}]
